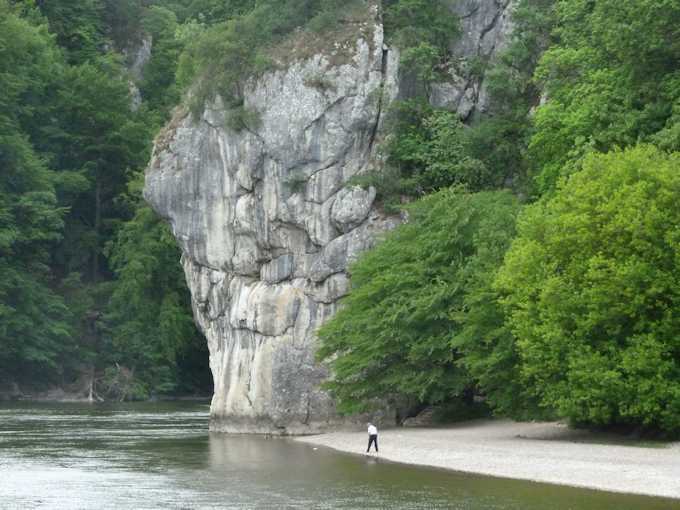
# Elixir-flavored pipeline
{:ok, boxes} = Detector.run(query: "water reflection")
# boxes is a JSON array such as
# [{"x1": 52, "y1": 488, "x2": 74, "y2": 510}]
[{"x1": 0, "y1": 402, "x2": 678, "y2": 510}]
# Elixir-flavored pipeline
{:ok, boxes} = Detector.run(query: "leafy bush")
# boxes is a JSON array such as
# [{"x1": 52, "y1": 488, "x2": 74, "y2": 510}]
[
  {"x1": 317, "y1": 188, "x2": 521, "y2": 415},
  {"x1": 383, "y1": 0, "x2": 457, "y2": 91},
  {"x1": 498, "y1": 146, "x2": 680, "y2": 433},
  {"x1": 284, "y1": 172, "x2": 308, "y2": 194},
  {"x1": 224, "y1": 105, "x2": 261, "y2": 132},
  {"x1": 383, "y1": 0, "x2": 456, "y2": 56},
  {"x1": 362, "y1": 100, "x2": 493, "y2": 210},
  {"x1": 303, "y1": 72, "x2": 337, "y2": 93}
]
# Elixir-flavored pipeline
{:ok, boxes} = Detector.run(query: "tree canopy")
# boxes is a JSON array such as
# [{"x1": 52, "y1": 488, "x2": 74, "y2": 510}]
[
  {"x1": 317, "y1": 189, "x2": 521, "y2": 415},
  {"x1": 498, "y1": 146, "x2": 680, "y2": 432},
  {"x1": 0, "y1": 0, "x2": 209, "y2": 397},
  {"x1": 530, "y1": 0, "x2": 680, "y2": 193}
]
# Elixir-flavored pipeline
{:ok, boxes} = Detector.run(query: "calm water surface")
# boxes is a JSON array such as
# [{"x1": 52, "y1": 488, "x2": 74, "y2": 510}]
[{"x1": 0, "y1": 402, "x2": 677, "y2": 509}]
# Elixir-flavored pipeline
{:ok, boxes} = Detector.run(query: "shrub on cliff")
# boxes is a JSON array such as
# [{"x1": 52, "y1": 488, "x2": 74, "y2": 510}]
[
  {"x1": 317, "y1": 188, "x2": 521, "y2": 415},
  {"x1": 354, "y1": 102, "x2": 494, "y2": 211},
  {"x1": 176, "y1": 0, "x2": 366, "y2": 116},
  {"x1": 498, "y1": 146, "x2": 680, "y2": 433},
  {"x1": 386, "y1": 103, "x2": 494, "y2": 193},
  {"x1": 383, "y1": 0, "x2": 457, "y2": 89}
]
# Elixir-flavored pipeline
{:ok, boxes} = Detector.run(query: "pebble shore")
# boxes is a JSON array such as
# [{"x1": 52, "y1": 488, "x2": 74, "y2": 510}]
[{"x1": 295, "y1": 419, "x2": 680, "y2": 499}]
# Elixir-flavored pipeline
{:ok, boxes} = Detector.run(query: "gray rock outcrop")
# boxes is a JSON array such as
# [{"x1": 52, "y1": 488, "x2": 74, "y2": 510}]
[
  {"x1": 431, "y1": 0, "x2": 515, "y2": 120},
  {"x1": 144, "y1": 0, "x2": 514, "y2": 434},
  {"x1": 124, "y1": 35, "x2": 153, "y2": 111},
  {"x1": 145, "y1": 6, "x2": 399, "y2": 434}
]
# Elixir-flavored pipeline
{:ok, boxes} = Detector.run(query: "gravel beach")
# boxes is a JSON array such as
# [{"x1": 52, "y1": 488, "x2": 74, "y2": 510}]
[{"x1": 295, "y1": 420, "x2": 680, "y2": 499}]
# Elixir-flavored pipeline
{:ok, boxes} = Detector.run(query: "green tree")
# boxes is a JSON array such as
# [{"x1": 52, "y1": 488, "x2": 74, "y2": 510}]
[
  {"x1": 450, "y1": 198, "x2": 535, "y2": 417},
  {"x1": 530, "y1": 0, "x2": 680, "y2": 193},
  {"x1": 51, "y1": 56, "x2": 150, "y2": 283},
  {"x1": 37, "y1": 0, "x2": 106, "y2": 64},
  {"x1": 173, "y1": 0, "x2": 255, "y2": 23},
  {"x1": 0, "y1": 0, "x2": 211, "y2": 395},
  {"x1": 317, "y1": 189, "x2": 520, "y2": 415},
  {"x1": 138, "y1": 6, "x2": 183, "y2": 115},
  {"x1": 104, "y1": 177, "x2": 208, "y2": 398},
  {"x1": 103, "y1": 0, "x2": 145, "y2": 48},
  {"x1": 383, "y1": 0, "x2": 457, "y2": 93},
  {"x1": 0, "y1": 1, "x2": 72, "y2": 383},
  {"x1": 498, "y1": 146, "x2": 680, "y2": 432},
  {"x1": 387, "y1": 104, "x2": 492, "y2": 195}
]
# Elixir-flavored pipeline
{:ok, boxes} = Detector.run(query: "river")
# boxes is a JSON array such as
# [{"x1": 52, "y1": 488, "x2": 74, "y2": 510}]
[{"x1": 0, "y1": 402, "x2": 677, "y2": 509}]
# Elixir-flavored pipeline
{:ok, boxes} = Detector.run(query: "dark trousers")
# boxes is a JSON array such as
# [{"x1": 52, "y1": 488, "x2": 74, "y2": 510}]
[{"x1": 367, "y1": 434, "x2": 378, "y2": 452}]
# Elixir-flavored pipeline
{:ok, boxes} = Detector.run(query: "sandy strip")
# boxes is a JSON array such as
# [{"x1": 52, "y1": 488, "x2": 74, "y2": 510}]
[{"x1": 295, "y1": 420, "x2": 680, "y2": 499}]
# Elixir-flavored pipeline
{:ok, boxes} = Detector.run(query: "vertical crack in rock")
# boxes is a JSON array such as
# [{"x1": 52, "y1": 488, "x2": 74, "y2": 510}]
[{"x1": 367, "y1": 47, "x2": 390, "y2": 156}]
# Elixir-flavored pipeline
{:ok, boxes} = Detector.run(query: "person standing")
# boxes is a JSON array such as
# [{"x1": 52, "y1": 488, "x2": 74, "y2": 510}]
[{"x1": 367, "y1": 422, "x2": 378, "y2": 453}]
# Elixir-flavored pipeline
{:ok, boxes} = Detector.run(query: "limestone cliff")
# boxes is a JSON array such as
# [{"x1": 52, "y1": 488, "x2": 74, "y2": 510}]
[
  {"x1": 144, "y1": 0, "x2": 513, "y2": 434},
  {"x1": 431, "y1": 0, "x2": 514, "y2": 119}
]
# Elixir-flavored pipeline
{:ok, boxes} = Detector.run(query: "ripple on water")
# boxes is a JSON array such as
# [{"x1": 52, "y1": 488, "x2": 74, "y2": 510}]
[{"x1": 1, "y1": 402, "x2": 679, "y2": 510}]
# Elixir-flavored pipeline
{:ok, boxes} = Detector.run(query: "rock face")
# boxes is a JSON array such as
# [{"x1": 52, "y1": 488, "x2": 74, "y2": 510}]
[
  {"x1": 124, "y1": 35, "x2": 153, "y2": 111},
  {"x1": 144, "y1": 1, "x2": 514, "y2": 434},
  {"x1": 145, "y1": 7, "x2": 399, "y2": 434},
  {"x1": 431, "y1": 0, "x2": 515, "y2": 120}
]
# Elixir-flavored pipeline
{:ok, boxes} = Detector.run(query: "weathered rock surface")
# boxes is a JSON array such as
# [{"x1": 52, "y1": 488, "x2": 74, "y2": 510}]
[
  {"x1": 144, "y1": 0, "x2": 514, "y2": 434},
  {"x1": 431, "y1": 0, "x2": 515, "y2": 120},
  {"x1": 124, "y1": 35, "x2": 153, "y2": 111}
]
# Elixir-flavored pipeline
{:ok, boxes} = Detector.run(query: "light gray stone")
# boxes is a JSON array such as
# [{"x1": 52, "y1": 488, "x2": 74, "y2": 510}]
[
  {"x1": 331, "y1": 186, "x2": 376, "y2": 233},
  {"x1": 260, "y1": 254, "x2": 295, "y2": 283},
  {"x1": 431, "y1": 0, "x2": 515, "y2": 120}
]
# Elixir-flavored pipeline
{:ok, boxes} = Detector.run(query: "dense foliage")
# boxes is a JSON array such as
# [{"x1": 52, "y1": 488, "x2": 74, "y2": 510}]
[
  {"x1": 530, "y1": 0, "x2": 680, "y2": 193},
  {"x1": 368, "y1": 0, "x2": 552, "y2": 205},
  {"x1": 0, "y1": 0, "x2": 209, "y2": 397},
  {"x1": 383, "y1": 0, "x2": 457, "y2": 90},
  {"x1": 104, "y1": 187, "x2": 209, "y2": 399},
  {"x1": 498, "y1": 146, "x2": 680, "y2": 432},
  {"x1": 0, "y1": 2, "x2": 72, "y2": 381},
  {"x1": 317, "y1": 189, "x2": 520, "y2": 414},
  {"x1": 376, "y1": 103, "x2": 492, "y2": 205}
]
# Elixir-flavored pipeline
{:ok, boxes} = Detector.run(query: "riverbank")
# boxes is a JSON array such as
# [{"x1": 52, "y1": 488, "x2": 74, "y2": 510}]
[
  {"x1": 0, "y1": 384, "x2": 211, "y2": 403},
  {"x1": 295, "y1": 419, "x2": 680, "y2": 499}
]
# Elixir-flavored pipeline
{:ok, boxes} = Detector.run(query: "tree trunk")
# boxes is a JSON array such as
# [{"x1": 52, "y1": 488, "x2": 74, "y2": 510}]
[{"x1": 92, "y1": 176, "x2": 101, "y2": 283}]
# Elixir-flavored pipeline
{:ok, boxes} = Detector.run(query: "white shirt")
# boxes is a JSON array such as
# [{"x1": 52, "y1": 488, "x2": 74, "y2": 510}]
[{"x1": 368, "y1": 425, "x2": 378, "y2": 436}]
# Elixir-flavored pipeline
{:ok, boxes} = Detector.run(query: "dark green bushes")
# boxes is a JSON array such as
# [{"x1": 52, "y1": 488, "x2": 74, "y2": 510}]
[
  {"x1": 0, "y1": 0, "x2": 211, "y2": 396},
  {"x1": 383, "y1": 0, "x2": 457, "y2": 87}
]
